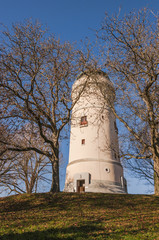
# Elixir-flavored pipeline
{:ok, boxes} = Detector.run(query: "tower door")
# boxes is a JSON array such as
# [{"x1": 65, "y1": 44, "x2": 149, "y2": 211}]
[{"x1": 77, "y1": 180, "x2": 85, "y2": 193}]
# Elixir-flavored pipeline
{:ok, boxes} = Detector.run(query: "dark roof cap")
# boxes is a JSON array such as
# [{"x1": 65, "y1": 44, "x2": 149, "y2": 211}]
[{"x1": 76, "y1": 69, "x2": 109, "y2": 80}]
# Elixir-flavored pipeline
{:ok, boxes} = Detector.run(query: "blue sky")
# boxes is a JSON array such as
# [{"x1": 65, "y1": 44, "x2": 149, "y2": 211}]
[
  {"x1": 0, "y1": 0, "x2": 157, "y2": 194},
  {"x1": 1, "y1": 0, "x2": 158, "y2": 42}
]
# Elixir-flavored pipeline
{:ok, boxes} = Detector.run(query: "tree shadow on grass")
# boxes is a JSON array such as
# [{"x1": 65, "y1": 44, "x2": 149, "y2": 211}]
[
  {"x1": 0, "y1": 224, "x2": 108, "y2": 240},
  {"x1": 1, "y1": 224, "x2": 158, "y2": 240}
]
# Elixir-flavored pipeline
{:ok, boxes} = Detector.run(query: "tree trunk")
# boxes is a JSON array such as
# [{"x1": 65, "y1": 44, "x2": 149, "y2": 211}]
[
  {"x1": 50, "y1": 160, "x2": 60, "y2": 192},
  {"x1": 50, "y1": 145, "x2": 60, "y2": 193},
  {"x1": 154, "y1": 157, "x2": 159, "y2": 195}
]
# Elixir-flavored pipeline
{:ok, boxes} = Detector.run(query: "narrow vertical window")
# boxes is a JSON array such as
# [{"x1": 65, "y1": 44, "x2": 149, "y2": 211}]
[
  {"x1": 80, "y1": 116, "x2": 88, "y2": 125},
  {"x1": 81, "y1": 139, "x2": 85, "y2": 145}
]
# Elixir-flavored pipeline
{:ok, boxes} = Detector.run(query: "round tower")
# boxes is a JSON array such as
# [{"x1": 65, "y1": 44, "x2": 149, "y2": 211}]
[{"x1": 65, "y1": 70, "x2": 127, "y2": 193}]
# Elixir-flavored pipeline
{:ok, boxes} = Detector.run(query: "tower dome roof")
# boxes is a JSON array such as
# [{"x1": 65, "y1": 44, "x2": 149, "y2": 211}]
[
  {"x1": 72, "y1": 69, "x2": 114, "y2": 93},
  {"x1": 76, "y1": 69, "x2": 109, "y2": 80}
]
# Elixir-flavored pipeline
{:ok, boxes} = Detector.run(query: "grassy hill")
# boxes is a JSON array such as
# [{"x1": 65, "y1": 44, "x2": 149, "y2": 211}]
[{"x1": 0, "y1": 193, "x2": 159, "y2": 240}]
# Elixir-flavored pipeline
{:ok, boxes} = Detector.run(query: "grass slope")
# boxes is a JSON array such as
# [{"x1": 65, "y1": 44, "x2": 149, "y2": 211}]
[{"x1": 0, "y1": 193, "x2": 159, "y2": 240}]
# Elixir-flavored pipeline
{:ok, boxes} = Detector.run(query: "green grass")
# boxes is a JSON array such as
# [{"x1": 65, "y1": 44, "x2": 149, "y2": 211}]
[{"x1": 0, "y1": 192, "x2": 159, "y2": 240}]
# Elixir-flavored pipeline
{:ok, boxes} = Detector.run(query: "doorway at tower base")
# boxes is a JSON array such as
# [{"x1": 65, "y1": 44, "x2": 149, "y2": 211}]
[{"x1": 64, "y1": 172, "x2": 127, "y2": 194}]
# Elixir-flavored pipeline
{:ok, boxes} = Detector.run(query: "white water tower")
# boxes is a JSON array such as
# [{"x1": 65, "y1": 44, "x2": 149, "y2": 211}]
[{"x1": 65, "y1": 70, "x2": 127, "y2": 193}]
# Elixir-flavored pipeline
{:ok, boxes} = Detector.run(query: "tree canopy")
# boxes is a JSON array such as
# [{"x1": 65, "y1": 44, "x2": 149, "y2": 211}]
[
  {"x1": 0, "y1": 20, "x2": 90, "y2": 193},
  {"x1": 97, "y1": 8, "x2": 159, "y2": 194}
]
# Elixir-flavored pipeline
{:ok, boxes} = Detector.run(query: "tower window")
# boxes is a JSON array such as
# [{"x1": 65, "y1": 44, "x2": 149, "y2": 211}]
[
  {"x1": 81, "y1": 139, "x2": 85, "y2": 145},
  {"x1": 80, "y1": 116, "x2": 88, "y2": 126},
  {"x1": 114, "y1": 121, "x2": 118, "y2": 133}
]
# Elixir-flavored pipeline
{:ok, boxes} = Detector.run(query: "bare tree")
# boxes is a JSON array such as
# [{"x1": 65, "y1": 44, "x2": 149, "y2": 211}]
[
  {"x1": 97, "y1": 9, "x2": 159, "y2": 194},
  {"x1": 4, "y1": 151, "x2": 51, "y2": 195},
  {"x1": 0, "y1": 20, "x2": 89, "y2": 192},
  {"x1": 0, "y1": 123, "x2": 51, "y2": 195},
  {"x1": 0, "y1": 124, "x2": 52, "y2": 195},
  {"x1": 0, "y1": 150, "x2": 15, "y2": 195},
  {"x1": 0, "y1": 124, "x2": 17, "y2": 194}
]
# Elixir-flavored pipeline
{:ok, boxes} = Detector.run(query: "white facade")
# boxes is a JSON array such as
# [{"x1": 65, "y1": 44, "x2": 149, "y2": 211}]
[{"x1": 65, "y1": 71, "x2": 127, "y2": 193}]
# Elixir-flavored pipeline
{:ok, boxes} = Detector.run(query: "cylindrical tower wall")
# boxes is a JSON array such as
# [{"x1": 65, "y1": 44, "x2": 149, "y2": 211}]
[{"x1": 65, "y1": 71, "x2": 127, "y2": 193}]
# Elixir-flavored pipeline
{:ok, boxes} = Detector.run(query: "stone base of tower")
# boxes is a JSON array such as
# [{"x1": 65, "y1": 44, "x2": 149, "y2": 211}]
[{"x1": 64, "y1": 161, "x2": 127, "y2": 194}]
